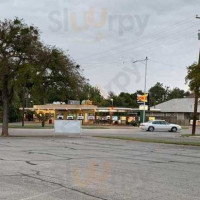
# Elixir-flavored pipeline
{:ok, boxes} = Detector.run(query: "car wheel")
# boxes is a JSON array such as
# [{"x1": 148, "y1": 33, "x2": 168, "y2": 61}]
[
  {"x1": 171, "y1": 127, "x2": 178, "y2": 132},
  {"x1": 148, "y1": 126, "x2": 155, "y2": 132}
]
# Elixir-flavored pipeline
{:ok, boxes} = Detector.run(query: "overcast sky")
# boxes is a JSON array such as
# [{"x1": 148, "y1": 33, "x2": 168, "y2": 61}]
[{"x1": 1, "y1": 0, "x2": 200, "y2": 96}]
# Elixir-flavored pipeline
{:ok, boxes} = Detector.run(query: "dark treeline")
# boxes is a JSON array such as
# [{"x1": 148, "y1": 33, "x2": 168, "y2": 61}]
[
  {"x1": 97, "y1": 82, "x2": 190, "y2": 108},
  {"x1": 0, "y1": 74, "x2": 191, "y2": 126}
]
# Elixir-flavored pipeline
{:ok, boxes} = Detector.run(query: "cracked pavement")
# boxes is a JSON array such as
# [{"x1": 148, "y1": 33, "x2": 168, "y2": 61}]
[{"x1": 0, "y1": 128, "x2": 200, "y2": 199}]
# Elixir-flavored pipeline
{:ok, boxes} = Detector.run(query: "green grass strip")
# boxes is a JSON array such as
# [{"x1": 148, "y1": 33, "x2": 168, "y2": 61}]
[{"x1": 94, "y1": 136, "x2": 200, "y2": 147}]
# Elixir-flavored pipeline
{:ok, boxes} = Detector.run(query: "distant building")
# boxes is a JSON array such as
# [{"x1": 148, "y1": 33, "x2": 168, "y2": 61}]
[
  {"x1": 25, "y1": 98, "x2": 198, "y2": 126},
  {"x1": 148, "y1": 98, "x2": 200, "y2": 125},
  {"x1": 96, "y1": 107, "x2": 137, "y2": 125},
  {"x1": 25, "y1": 103, "x2": 141, "y2": 125},
  {"x1": 33, "y1": 103, "x2": 97, "y2": 125}
]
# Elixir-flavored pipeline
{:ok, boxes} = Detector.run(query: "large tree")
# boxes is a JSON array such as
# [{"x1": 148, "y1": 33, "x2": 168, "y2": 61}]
[
  {"x1": 0, "y1": 18, "x2": 40, "y2": 136},
  {"x1": 79, "y1": 84, "x2": 104, "y2": 105},
  {"x1": 99, "y1": 91, "x2": 143, "y2": 108},
  {"x1": 30, "y1": 48, "x2": 87, "y2": 104},
  {"x1": 149, "y1": 82, "x2": 169, "y2": 107},
  {"x1": 167, "y1": 88, "x2": 190, "y2": 100},
  {"x1": 0, "y1": 18, "x2": 90, "y2": 136},
  {"x1": 0, "y1": 18, "x2": 88, "y2": 136}
]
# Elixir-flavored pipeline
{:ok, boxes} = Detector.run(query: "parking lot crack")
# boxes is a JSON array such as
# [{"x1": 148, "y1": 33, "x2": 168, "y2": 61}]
[
  {"x1": 19, "y1": 173, "x2": 109, "y2": 200},
  {"x1": 25, "y1": 161, "x2": 37, "y2": 166}
]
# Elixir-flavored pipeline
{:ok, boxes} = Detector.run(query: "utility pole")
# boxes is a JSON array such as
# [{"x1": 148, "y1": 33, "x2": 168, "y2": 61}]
[
  {"x1": 144, "y1": 57, "x2": 148, "y2": 93},
  {"x1": 196, "y1": 15, "x2": 200, "y2": 64},
  {"x1": 133, "y1": 57, "x2": 148, "y2": 123},
  {"x1": 143, "y1": 57, "x2": 148, "y2": 123},
  {"x1": 192, "y1": 15, "x2": 200, "y2": 135}
]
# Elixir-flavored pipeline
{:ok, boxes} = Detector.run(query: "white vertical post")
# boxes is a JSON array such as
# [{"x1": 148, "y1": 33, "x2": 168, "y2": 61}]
[{"x1": 143, "y1": 57, "x2": 148, "y2": 123}]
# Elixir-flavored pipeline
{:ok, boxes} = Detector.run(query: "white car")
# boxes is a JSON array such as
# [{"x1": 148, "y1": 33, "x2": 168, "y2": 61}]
[{"x1": 140, "y1": 120, "x2": 182, "y2": 132}]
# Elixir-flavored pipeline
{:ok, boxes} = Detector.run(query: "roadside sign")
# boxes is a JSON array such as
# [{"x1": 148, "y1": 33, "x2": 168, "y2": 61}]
[{"x1": 137, "y1": 94, "x2": 149, "y2": 104}]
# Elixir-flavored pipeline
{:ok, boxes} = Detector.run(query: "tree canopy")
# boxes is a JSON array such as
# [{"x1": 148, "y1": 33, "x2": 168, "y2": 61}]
[
  {"x1": 0, "y1": 18, "x2": 88, "y2": 136},
  {"x1": 185, "y1": 63, "x2": 200, "y2": 95},
  {"x1": 149, "y1": 82, "x2": 190, "y2": 107}
]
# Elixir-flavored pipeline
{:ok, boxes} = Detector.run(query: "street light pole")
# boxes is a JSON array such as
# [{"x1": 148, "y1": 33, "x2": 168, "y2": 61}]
[
  {"x1": 143, "y1": 57, "x2": 148, "y2": 123},
  {"x1": 144, "y1": 57, "x2": 148, "y2": 93},
  {"x1": 133, "y1": 57, "x2": 148, "y2": 123}
]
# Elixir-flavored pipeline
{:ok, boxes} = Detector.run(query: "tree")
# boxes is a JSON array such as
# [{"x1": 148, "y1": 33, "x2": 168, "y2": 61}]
[
  {"x1": 35, "y1": 111, "x2": 51, "y2": 127},
  {"x1": 0, "y1": 18, "x2": 40, "y2": 136},
  {"x1": 149, "y1": 82, "x2": 169, "y2": 107},
  {"x1": 79, "y1": 84, "x2": 104, "y2": 105},
  {"x1": 167, "y1": 88, "x2": 190, "y2": 100},
  {"x1": 148, "y1": 83, "x2": 190, "y2": 107},
  {"x1": 101, "y1": 91, "x2": 143, "y2": 108},
  {"x1": 186, "y1": 63, "x2": 200, "y2": 135},
  {"x1": 0, "y1": 18, "x2": 88, "y2": 136},
  {"x1": 30, "y1": 48, "x2": 87, "y2": 105}
]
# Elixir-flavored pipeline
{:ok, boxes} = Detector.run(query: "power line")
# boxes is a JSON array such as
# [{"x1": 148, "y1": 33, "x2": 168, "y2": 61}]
[
  {"x1": 148, "y1": 59, "x2": 178, "y2": 68},
  {"x1": 84, "y1": 27, "x2": 197, "y2": 63},
  {"x1": 76, "y1": 18, "x2": 196, "y2": 62},
  {"x1": 78, "y1": 22, "x2": 198, "y2": 64},
  {"x1": 77, "y1": 18, "x2": 199, "y2": 71}
]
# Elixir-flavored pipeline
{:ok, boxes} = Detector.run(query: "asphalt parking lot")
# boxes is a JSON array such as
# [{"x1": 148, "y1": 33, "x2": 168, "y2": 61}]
[{"x1": 1, "y1": 128, "x2": 200, "y2": 199}]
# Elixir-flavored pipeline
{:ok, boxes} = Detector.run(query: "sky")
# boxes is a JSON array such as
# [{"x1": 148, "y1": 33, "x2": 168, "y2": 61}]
[{"x1": 1, "y1": 0, "x2": 200, "y2": 96}]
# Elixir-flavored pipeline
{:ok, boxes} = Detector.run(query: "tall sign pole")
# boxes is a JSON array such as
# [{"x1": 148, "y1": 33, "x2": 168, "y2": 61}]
[
  {"x1": 196, "y1": 16, "x2": 200, "y2": 64},
  {"x1": 143, "y1": 57, "x2": 148, "y2": 123},
  {"x1": 133, "y1": 57, "x2": 149, "y2": 123},
  {"x1": 196, "y1": 15, "x2": 200, "y2": 64}
]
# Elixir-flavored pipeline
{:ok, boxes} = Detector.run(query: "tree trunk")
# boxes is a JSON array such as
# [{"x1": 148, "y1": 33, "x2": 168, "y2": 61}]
[
  {"x1": 42, "y1": 121, "x2": 45, "y2": 127},
  {"x1": 2, "y1": 78, "x2": 9, "y2": 137},
  {"x1": 22, "y1": 87, "x2": 25, "y2": 127},
  {"x1": 192, "y1": 92, "x2": 198, "y2": 136}
]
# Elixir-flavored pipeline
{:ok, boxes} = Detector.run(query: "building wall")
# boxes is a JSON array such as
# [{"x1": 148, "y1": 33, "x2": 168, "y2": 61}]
[
  {"x1": 177, "y1": 113, "x2": 184, "y2": 120},
  {"x1": 35, "y1": 109, "x2": 95, "y2": 125},
  {"x1": 147, "y1": 111, "x2": 195, "y2": 126}
]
